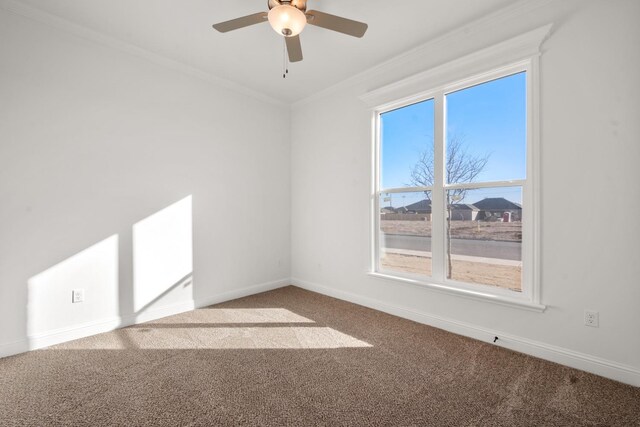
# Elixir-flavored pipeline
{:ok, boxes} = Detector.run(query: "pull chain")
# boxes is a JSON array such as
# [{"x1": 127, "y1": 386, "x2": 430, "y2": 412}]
[{"x1": 282, "y1": 37, "x2": 289, "y2": 78}]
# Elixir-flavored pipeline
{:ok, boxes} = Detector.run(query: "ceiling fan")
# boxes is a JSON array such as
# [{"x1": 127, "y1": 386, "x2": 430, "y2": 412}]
[{"x1": 212, "y1": 0, "x2": 368, "y2": 63}]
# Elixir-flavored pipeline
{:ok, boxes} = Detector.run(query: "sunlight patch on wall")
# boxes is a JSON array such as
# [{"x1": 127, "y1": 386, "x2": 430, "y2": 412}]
[
  {"x1": 133, "y1": 196, "x2": 193, "y2": 312},
  {"x1": 27, "y1": 235, "x2": 119, "y2": 337}
]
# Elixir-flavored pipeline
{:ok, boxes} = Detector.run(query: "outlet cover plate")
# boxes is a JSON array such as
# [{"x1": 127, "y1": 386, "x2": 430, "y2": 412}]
[
  {"x1": 72, "y1": 289, "x2": 85, "y2": 303},
  {"x1": 585, "y1": 310, "x2": 599, "y2": 327}
]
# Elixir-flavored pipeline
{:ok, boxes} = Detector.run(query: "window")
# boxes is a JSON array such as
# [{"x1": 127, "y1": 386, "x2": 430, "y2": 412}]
[{"x1": 373, "y1": 66, "x2": 539, "y2": 306}]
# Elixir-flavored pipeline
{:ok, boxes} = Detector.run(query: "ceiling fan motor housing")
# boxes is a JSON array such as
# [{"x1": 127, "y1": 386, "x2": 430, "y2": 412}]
[{"x1": 268, "y1": 0, "x2": 307, "y2": 13}]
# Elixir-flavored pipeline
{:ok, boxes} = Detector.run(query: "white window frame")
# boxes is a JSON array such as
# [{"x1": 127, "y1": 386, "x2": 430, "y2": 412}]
[{"x1": 362, "y1": 26, "x2": 551, "y2": 312}]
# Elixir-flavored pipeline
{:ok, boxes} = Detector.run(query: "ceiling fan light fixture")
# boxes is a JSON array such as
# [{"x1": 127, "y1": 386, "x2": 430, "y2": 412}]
[{"x1": 268, "y1": 5, "x2": 307, "y2": 37}]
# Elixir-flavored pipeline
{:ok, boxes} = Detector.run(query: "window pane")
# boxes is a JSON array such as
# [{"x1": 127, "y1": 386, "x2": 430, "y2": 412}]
[
  {"x1": 380, "y1": 99, "x2": 434, "y2": 190},
  {"x1": 379, "y1": 191, "x2": 432, "y2": 277},
  {"x1": 446, "y1": 187, "x2": 522, "y2": 292},
  {"x1": 445, "y1": 72, "x2": 526, "y2": 184}
]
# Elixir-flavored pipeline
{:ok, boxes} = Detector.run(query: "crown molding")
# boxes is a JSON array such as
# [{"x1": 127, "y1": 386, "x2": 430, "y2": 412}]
[
  {"x1": 0, "y1": 0, "x2": 287, "y2": 107},
  {"x1": 292, "y1": 0, "x2": 559, "y2": 108},
  {"x1": 359, "y1": 24, "x2": 552, "y2": 109}
]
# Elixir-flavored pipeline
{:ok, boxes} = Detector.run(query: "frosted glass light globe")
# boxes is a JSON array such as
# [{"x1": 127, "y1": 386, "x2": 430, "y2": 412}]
[{"x1": 268, "y1": 5, "x2": 307, "y2": 37}]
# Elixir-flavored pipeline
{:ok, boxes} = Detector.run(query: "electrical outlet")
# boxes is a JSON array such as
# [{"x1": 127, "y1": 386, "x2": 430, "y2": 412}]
[
  {"x1": 584, "y1": 310, "x2": 599, "y2": 327},
  {"x1": 72, "y1": 289, "x2": 85, "y2": 304}
]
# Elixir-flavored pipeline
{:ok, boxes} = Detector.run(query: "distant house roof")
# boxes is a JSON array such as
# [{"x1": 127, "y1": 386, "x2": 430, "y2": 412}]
[
  {"x1": 404, "y1": 199, "x2": 432, "y2": 212},
  {"x1": 402, "y1": 198, "x2": 522, "y2": 212},
  {"x1": 449, "y1": 203, "x2": 479, "y2": 211},
  {"x1": 473, "y1": 197, "x2": 522, "y2": 210}
]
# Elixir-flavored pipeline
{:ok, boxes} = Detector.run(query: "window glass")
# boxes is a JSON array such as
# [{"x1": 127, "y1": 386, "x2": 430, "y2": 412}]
[
  {"x1": 375, "y1": 68, "x2": 531, "y2": 298},
  {"x1": 380, "y1": 99, "x2": 435, "y2": 189},
  {"x1": 379, "y1": 191, "x2": 432, "y2": 277},
  {"x1": 445, "y1": 72, "x2": 526, "y2": 184},
  {"x1": 446, "y1": 187, "x2": 523, "y2": 291}
]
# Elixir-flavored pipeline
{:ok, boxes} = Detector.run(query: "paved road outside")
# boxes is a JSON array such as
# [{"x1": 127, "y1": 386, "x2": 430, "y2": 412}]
[{"x1": 381, "y1": 234, "x2": 521, "y2": 261}]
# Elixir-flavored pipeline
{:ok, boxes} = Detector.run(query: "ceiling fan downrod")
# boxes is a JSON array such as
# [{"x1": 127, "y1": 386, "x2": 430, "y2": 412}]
[{"x1": 283, "y1": 38, "x2": 289, "y2": 79}]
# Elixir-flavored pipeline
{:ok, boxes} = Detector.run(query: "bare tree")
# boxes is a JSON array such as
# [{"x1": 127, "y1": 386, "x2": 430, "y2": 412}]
[{"x1": 410, "y1": 135, "x2": 489, "y2": 277}]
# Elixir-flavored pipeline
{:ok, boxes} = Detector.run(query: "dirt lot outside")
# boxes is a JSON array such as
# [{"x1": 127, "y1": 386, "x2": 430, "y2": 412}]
[
  {"x1": 380, "y1": 252, "x2": 522, "y2": 292},
  {"x1": 379, "y1": 219, "x2": 522, "y2": 291}
]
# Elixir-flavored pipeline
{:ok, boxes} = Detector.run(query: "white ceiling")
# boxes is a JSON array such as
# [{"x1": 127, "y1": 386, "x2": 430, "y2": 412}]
[{"x1": 16, "y1": 0, "x2": 514, "y2": 103}]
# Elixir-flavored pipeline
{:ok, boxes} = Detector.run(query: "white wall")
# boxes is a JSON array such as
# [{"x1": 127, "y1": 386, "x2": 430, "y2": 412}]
[
  {"x1": 0, "y1": 8, "x2": 291, "y2": 353},
  {"x1": 291, "y1": 0, "x2": 640, "y2": 385}
]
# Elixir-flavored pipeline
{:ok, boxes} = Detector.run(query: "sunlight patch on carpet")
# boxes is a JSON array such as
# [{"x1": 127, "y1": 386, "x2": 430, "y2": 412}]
[
  {"x1": 52, "y1": 326, "x2": 372, "y2": 350},
  {"x1": 147, "y1": 308, "x2": 316, "y2": 325}
]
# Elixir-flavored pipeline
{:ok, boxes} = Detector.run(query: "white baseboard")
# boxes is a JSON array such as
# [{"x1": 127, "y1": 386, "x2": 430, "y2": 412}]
[
  {"x1": 0, "y1": 278, "x2": 290, "y2": 360},
  {"x1": 0, "y1": 338, "x2": 29, "y2": 358},
  {"x1": 291, "y1": 277, "x2": 640, "y2": 388},
  {"x1": 122, "y1": 300, "x2": 196, "y2": 327},
  {"x1": 196, "y1": 278, "x2": 291, "y2": 308},
  {"x1": 30, "y1": 317, "x2": 123, "y2": 352}
]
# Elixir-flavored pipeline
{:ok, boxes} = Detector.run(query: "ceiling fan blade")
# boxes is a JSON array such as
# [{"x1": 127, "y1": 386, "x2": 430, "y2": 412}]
[
  {"x1": 212, "y1": 12, "x2": 268, "y2": 33},
  {"x1": 305, "y1": 10, "x2": 368, "y2": 38},
  {"x1": 285, "y1": 35, "x2": 303, "y2": 62}
]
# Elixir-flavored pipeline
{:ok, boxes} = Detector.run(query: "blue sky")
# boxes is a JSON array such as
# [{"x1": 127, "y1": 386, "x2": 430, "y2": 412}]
[{"x1": 380, "y1": 72, "x2": 526, "y2": 206}]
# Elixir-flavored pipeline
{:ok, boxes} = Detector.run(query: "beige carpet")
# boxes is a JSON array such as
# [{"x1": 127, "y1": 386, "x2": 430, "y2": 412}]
[{"x1": 1, "y1": 286, "x2": 638, "y2": 426}]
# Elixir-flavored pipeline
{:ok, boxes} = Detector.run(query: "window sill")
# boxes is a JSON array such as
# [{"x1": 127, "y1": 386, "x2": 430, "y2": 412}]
[{"x1": 367, "y1": 272, "x2": 546, "y2": 312}]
